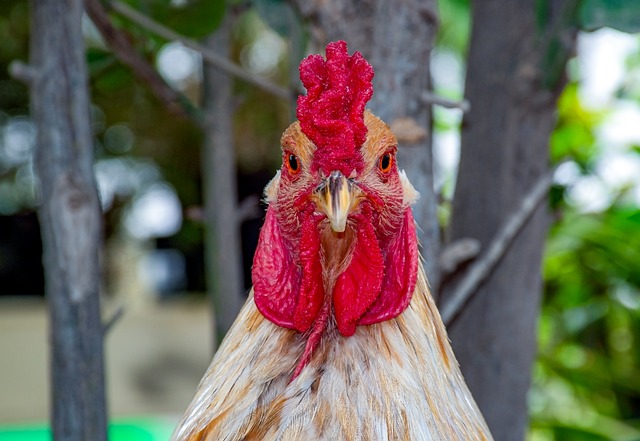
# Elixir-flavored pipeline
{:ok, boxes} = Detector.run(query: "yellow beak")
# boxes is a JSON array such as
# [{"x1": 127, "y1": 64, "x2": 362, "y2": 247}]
[{"x1": 314, "y1": 171, "x2": 360, "y2": 233}]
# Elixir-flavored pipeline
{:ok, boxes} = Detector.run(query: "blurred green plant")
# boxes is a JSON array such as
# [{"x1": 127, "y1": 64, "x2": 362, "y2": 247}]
[
  {"x1": 529, "y1": 47, "x2": 640, "y2": 441},
  {"x1": 531, "y1": 203, "x2": 640, "y2": 440},
  {"x1": 580, "y1": 0, "x2": 640, "y2": 33},
  {"x1": 120, "y1": 0, "x2": 226, "y2": 38},
  {"x1": 550, "y1": 83, "x2": 602, "y2": 168}
]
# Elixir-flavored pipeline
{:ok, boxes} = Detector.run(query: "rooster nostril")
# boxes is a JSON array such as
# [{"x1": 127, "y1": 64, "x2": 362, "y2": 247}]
[
  {"x1": 328, "y1": 171, "x2": 347, "y2": 195},
  {"x1": 312, "y1": 170, "x2": 358, "y2": 233}
]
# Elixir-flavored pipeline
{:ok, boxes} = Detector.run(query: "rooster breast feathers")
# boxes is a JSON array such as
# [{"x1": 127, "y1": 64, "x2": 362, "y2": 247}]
[
  {"x1": 172, "y1": 114, "x2": 492, "y2": 441},
  {"x1": 172, "y1": 271, "x2": 491, "y2": 441}
]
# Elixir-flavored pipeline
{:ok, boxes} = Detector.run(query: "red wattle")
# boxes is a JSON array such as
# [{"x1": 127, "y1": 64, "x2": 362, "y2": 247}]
[
  {"x1": 293, "y1": 215, "x2": 325, "y2": 332},
  {"x1": 333, "y1": 216, "x2": 385, "y2": 336},
  {"x1": 359, "y1": 207, "x2": 419, "y2": 325},
  {"x1": 253, "y1": 205, "x2": 419, "y2": 338},
  {"x1": 252, "y1": 206, "x2": 299, "y2": 329},
  {"x1": 252, "y1": 206, "x2": 326, "y2": 333}
]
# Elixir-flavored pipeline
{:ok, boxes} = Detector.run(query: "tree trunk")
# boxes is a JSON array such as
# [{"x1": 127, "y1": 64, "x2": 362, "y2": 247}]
[
  {"x1": 29, "y1": 0, "x2": 107, "y2": 439},
  {"x1": 202, "y1": 12, "x2": 245, "y2": 346},
  {"x1": 441, "y1": 1, "x2": 577, "y2": 439},
  {"x1": 293, "y1": 0, "x2": 441, "y2": 286}
]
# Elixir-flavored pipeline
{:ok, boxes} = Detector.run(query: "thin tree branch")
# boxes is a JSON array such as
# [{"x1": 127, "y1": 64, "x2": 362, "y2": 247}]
[
  {"x1": 237, "y1": 195, "x2": 261, "y2": 223},
  {"x1": 108, "y1": 0, "x2": 294, "y2": 101},
  {"x1": 8, "y1": 60, "x2": 38, "y2": 84},
  {"x1": 421, "y1": 91, "x2": 470, "y2": 112},
  {"x1": 440, "y1": 168, "x2": 555, "y2": 326},
  {"x1": 439, "y1": 237, "x2": 481, "y2": 277},
  {"x1": 102, "y1": 305, "x2": 125, "y2": 336},
  {"x1": 84, "y1": 0, "x2": 197, "y2": 119}
]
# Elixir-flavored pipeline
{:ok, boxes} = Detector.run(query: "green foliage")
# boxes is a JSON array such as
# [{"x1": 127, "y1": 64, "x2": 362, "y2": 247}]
[
  {"x1": 528, "y1": 17, "x2": 640, "y2": 433},
  {"x1": 550, "y1": 83, "x2": 602, "y2": 168},
  {"x1": 0, "y1": 1, "x2": 29, "y2": 114},
  {"x1": 621, "y1": 49, "x2": 640, "y2": 103},
  {"x1": 530, "y1": 45, "x2": 640, "y2": 437},
  {"x1": 580, "y1": 0, "x2": 640, "y2": 33},
  {"x1": 88, "y1": 49, "x2": 135, "y2": 91},
  {"x1": 0, "y1": 1, "x2": 33, "y2": 215},
  {"x1": 534, "y1": 0, "x2": 582, "y2": 89},
  {"x1": 436, "y1": 0, "x2": 470, "y2": 54},
  {"x1": 531, "y1": 204, "x2": 640, "y2": 440},
  {"x1": 122, "y1": 0, "x2": 226, "y2": 38}
]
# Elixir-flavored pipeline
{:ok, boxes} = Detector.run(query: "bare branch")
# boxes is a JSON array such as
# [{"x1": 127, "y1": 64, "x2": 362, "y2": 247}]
[
  {"x1": 439, "y1": 237, "x2": 481, "y2": 277},
  {"x1": 102, "y1": 305, "x2": 125, "y2": 336},
  {"x1": 108, "y1": 0, "x2": 294, "y2": 101},
  {"x1": 421, "y1": 91, "x2": 470, "y2": 112},
  {"x1": 8, "y1": 60, "x2": 38, "y2": 84},
  {"x1": 183, "y1": 197, "x2": 261, "y2": 225},
  {"x1": 85, "y1": 0, "x2": 195, "y2": 119},
  {"x1": 441, "y1": 168, "x2": 555, "y2": 326},
  {"x1": 237, "y1": 195, "x2": 261, "y2": 223}
]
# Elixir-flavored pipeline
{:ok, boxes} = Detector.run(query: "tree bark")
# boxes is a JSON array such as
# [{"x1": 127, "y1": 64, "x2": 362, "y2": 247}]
[
  {"x1": 292, "y1": 0, "x2": 441, "y2": 287},
  {"x1": 441, "y1": 1, "x2": 577, "y2": 439},
  {"x1": 202, "y1": 12, "x2": 245, "y2": 346},
  {"x1": 29, "y1": 0, "x2": 107, "y2": 439}
]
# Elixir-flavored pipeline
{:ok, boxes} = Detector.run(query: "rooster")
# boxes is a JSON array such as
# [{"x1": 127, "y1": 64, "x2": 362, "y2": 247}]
[{"x1": 173, "y1": 41, "x2": 492, "y2": 441}]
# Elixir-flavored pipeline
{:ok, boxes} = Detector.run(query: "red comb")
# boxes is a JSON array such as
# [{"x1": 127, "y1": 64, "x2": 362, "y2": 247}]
[{"x1": 296, "y1": 41, "x2": 374, "y2": 174}]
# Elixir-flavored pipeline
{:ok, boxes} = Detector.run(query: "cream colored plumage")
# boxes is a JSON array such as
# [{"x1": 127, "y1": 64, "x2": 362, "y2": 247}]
[{"x1": 173, "y1": 268, "x2": 491, "y2": 440}]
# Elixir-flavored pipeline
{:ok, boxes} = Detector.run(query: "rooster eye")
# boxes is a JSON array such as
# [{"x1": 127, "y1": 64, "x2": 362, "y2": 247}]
[
  {"x1": 286, "y1": 153, "x2": 300, "y2": 174},
  {"x1": 378, "y1": 152, "x2": 393, "y2": 173}
]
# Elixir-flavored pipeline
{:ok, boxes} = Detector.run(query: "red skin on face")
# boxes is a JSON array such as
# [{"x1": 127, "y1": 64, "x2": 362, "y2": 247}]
[
  {"x1": 253, "y1": 202, "x2": 418, "y2": 336},
  {"x1": 332, "y1": 205, "x2": 384, "y2": 337}
]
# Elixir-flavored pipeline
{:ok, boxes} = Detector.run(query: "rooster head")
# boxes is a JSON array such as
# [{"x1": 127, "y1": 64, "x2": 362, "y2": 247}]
[{"x1": 252, "y1": 41, "x2": 419, "y2": 340}]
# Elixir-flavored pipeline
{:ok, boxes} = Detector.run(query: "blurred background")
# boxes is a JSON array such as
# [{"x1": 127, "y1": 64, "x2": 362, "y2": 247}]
[{"x1": 0, "y1": 0, "x2": 639, "y2": 440}]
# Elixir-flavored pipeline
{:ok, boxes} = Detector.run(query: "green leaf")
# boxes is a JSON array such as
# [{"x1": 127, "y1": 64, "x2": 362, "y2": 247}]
[
  {"x1": 550, "y1": 83, "x2": 602, "y2": 166},
  {"x1": 551, "y1": 425, "x2": 622, "y2": 441},
  {"x1": 93, "y1": 64, "x2": 134, "y2": 91},
  {"x1": 580, "y1": 0, "x2": 640, "y2": 33},
  {"x1": 126, "y1": 0, "x2": 226, "y2": 39},
  {"x1": 87, "y1": 48, "x2": 118, "y2": 77}
]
